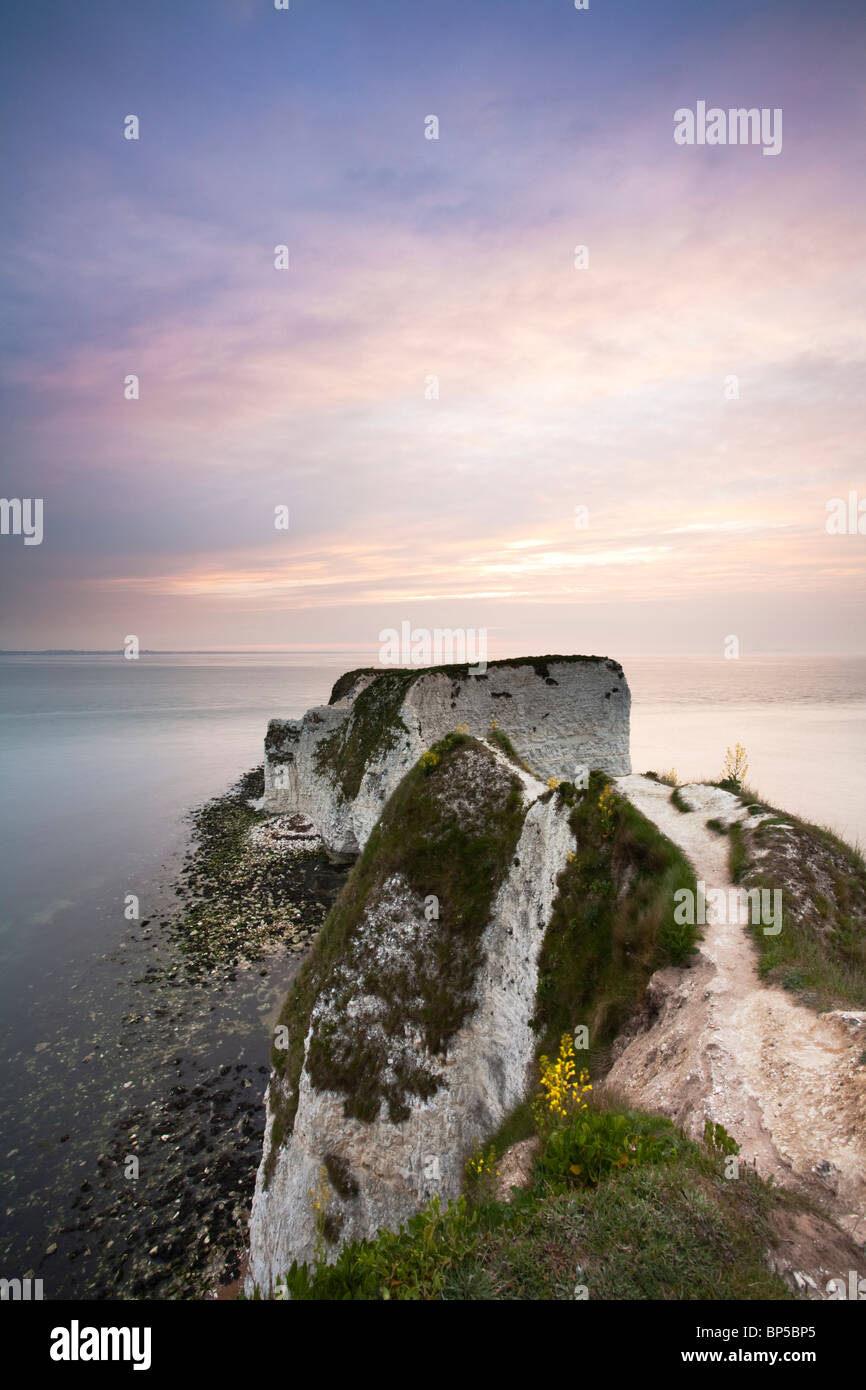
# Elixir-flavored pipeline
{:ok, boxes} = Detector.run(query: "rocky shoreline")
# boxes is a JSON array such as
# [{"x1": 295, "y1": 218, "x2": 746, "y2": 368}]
[{"x1": 14, "y1": 766, "x2": 353, "y2": 1300}]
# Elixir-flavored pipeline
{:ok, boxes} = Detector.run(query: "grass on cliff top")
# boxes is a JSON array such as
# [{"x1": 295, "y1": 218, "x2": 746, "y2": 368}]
[
  {"x1": 326, "y1": 653, "x2": 625, "y2": 706},
  {"x1": 530, "y1": 771, "x2": 700, "y2": 1076},
  {"x1": 728, "y1": 796, "x2": 866, "y2": 1011},
  {"x1": 258, "y1": 1107, "x2": 795, "y2": 1301},
  {"x1": 264, "y1": 733, "x2": 526, "y2": 1183}
]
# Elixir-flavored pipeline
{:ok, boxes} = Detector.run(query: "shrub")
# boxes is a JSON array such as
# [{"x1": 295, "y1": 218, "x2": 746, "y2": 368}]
[
  {"x1": 721, "y1": 743, "x2": 749, "y2": 792},
  {"x1": 536, "y1": 1108, "x2": 683, "y2": 1189}
]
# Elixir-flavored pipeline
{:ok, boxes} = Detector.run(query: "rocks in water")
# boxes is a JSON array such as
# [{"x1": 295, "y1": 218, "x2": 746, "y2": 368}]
[{"x1": 171, "y1": 769, "x2": 351, "y2": 967}]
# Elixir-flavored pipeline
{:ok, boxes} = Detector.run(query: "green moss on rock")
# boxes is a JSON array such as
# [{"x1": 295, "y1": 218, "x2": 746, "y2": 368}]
[
  {"x1": 315, "y1": 671, "x2": 416, "y2": 802},
  {"x1": 265, "y1": 721, "x2": 301, "y2": 766},
  {"x1": 264, "y1": 734, "x2": 527, "y2": 1182},
  {"x1": 314, "y1": 655, "x2": 626, "y2": 802}
]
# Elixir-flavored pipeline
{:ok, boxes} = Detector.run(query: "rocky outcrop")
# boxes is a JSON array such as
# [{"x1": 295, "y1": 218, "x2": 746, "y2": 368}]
[
  {"x1": 245, "y1": 731, "x2": 576, "y2": 1294},
  {"x1": 244, "y1": 655, "x2": 632, "y2": 1294},
  {"x1": 263, "y1": 656, "x2": 630, "y2": 854}
]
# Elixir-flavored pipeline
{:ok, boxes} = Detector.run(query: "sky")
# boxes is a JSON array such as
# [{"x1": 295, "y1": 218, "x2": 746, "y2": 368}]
[{"x1": 1, "y1": 0, "x2": 864, "y2": 656}]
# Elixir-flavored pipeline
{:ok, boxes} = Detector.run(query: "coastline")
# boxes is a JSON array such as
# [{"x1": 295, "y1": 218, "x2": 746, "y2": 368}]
[{"x1": 0, "y1": 769, "x2": 352, "y2": 1300}]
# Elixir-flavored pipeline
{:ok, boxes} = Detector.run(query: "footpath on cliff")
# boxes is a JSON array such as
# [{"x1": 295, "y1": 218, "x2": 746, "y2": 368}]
[{"x1": 608, "y1": 774, "x2": 866, "y2": 1275}]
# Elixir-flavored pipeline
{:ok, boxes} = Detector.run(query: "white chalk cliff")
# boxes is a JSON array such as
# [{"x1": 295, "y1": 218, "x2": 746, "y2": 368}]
[
  {"x1": 262, "y1": 657, "x2": 630, "y2": 854},
  {"x1": 245, "y1": 656, "x2": 629, "y2": 1293}
]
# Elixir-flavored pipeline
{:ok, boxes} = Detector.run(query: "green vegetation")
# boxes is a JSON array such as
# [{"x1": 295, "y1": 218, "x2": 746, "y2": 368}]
[
  {"x1": 703, "y1": 1120, "x2": 740, "y2": 1157},
  {"x1": 537, "y1": 1106, "x2": 684, "y2": 1189},
  {"x1": 531, "y1": 771, "x2": 700, "y2": 1074},
  {"x1": 258, "y1": 1103, "x2": 796, "y2": 1301},
  {"x1": 316, "y1": 655, "x2": 626, "y2": 801},
  {"x1": 264, "y1": 734, "x2": 526, "y2": 1181},
  {"x1": 727, "y1": 821, "x2": 748, "y2": 884},
  {"x1": 554, "y1": 780, "x2": 577, "y2": 806},
  {"x1": 314, "y1": 670, "x2": 416, "y2": 801},
  {"x1": 470, "y1": 1153, "x2": 795, "y2": 1302},
  {"x1": 486, "y1": 722, "x2": 524, "y2": 767},
  {"x1": 732, "y1": 798, "x2": 866, "y2": 1011},
  {"x1": 251, "y1": 749, "x2": 856, "y2": 1302},
  {"x1": 670, "y1": 786, "x2": 691, "y2": 814},
  {"x1": 265, "y1": 721, "x2": 300, "y2": 765},
  {"x1": 706, "y1": 818, "x2": 728, "y2": 836}
]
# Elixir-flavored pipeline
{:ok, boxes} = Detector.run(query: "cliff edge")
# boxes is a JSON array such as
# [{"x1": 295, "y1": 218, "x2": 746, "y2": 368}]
[{"x1": 262, "y1": 655, "x2": 630, "y2": 853}]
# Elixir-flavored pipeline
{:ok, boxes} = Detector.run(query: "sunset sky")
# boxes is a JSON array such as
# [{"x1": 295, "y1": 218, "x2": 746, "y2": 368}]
[{"x1": 1, "y1": 0, "x2": 864, "y2": 655}]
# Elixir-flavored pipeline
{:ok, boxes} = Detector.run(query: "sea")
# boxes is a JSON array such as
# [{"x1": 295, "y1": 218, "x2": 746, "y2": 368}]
[{"x1": 0, "y1": 650, "x2": 863, "y2": 1297}]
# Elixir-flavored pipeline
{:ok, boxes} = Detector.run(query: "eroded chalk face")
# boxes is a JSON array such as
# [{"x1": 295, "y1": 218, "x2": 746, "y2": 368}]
[{"x1": 261, "y1": 657, "x2": 631, "y2": 854}]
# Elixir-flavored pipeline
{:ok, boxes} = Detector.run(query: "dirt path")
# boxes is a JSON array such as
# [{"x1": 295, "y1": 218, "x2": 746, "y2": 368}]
[{"x1": 606, "y1": 775, "x2": 866, "y2": 1246}]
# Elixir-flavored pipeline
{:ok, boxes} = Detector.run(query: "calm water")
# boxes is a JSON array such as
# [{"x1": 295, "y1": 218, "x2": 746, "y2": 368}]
[
  {"x1": 0, "y1": 651, "x2": 863, "y2": 1296},
  {"x1": 625, "y1": 654, "x2": 866, "y2": 851}
]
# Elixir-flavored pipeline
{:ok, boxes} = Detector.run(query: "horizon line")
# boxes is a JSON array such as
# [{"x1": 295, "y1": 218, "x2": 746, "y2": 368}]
[{"x1": 2, "y1": 648, "x2": 865, "y2": 659}]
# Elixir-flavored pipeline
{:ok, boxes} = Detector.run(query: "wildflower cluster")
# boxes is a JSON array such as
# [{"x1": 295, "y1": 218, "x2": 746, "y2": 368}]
[
  {"x1": 419, "y1": 750, "x2": 440, "y2": 772},
  {"x1": 598, "y1": 783, "x2": 617, "y2": 838},
  {"x1": 547, "y1": 776, "x2": 559, "y2": 790},
  {"x1": 535, "y1": 1033, "x2": 592, "y2": 1127},
  {"x1": 464, "y1": 1140, "x2": 500, "y2": 1204}
]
